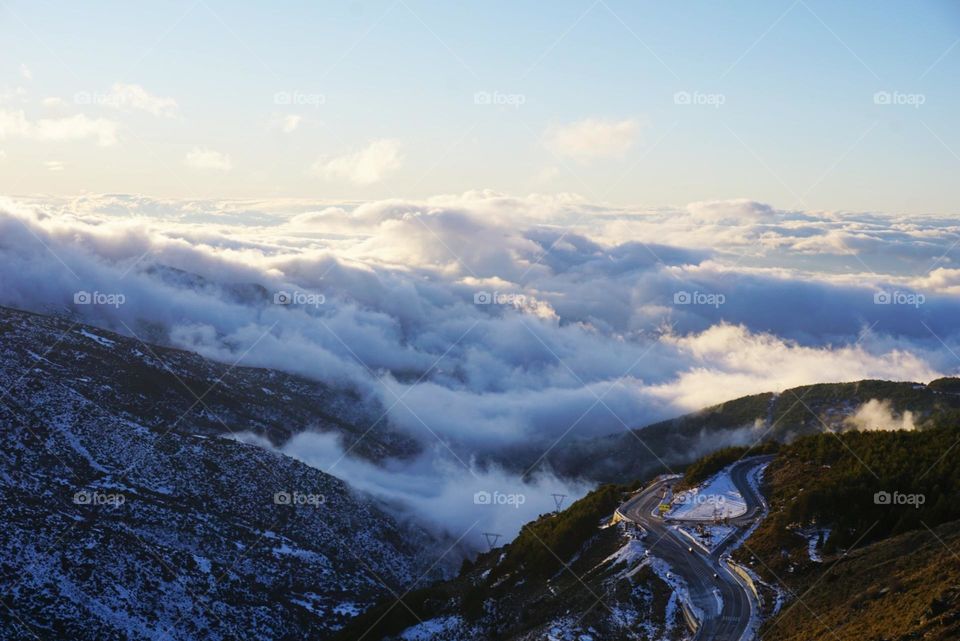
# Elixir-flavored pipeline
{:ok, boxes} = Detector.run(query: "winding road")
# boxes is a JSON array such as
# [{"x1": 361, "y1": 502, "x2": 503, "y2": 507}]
[{"x1": 616, "y1": 456, "x2": 773, "y2": 641}]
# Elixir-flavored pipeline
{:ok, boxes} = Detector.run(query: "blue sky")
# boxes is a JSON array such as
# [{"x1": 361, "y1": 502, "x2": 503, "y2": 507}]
[{"x1": 2, "y1": 0, "x2": 959, "y2": 213}]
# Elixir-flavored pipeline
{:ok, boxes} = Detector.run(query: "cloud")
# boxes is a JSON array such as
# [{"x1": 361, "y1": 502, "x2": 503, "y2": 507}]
[
  {"x1": 184, "y1": 147, "x2": 233, "y2": 172},
  {"x1": 843, "y1": 398, "x2": 916, "y2": 432},
  {"x1": 19, "y1": 64, "x2": 32, "y2": 81},
  {"x1": 41, "y1": 97, "x2": 67, "y2": 109},
  {"x1": 0, "y1": 193, "x2": 956, "y2": 542},
  {"x1": 545, "y1": 118, "x2": 640, "y2": 159},
  {"x1": 313, "y1": 139, "x2": 402, "y2": 184},
  {"x1": 0, "y1": 109, "x2": 119, "y2": 146},
  {"x1": 44, "y1": 160, "x2": 64, "y2": 172},
  {"x1": 233, "y1": 430, "x2": 592, "y2": 548},
  {"x1": 686, "y1": 199, "x2": 776, "y2": 222},
  {"x1": 269, "y1": 114, "x2": 302, "y2": 133},
  {"x1": 83, "y1": 83, "x2": 179, "y2": 118}
]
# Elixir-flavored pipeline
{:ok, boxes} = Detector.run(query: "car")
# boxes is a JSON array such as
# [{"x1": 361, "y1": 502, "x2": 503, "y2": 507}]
[
  {"x1": 713, "y1": 572, "x2": 719, "y2": 579},
  {"x1": 688, "y1": 546, "x2": 694, "y2": 553}
]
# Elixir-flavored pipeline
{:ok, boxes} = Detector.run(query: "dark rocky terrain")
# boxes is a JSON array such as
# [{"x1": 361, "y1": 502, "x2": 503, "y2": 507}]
[{"x1": 0, "y1": 305, "x2": 440, "y2": 640}]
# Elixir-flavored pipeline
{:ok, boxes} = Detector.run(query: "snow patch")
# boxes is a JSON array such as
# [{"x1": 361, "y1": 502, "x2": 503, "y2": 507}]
[
  {"x1": 76, "y1": 328, "x2": 116, "y2": 347},
  {"x1": 399, "y1": 615, "x2": 463, "y2": 640},
  {"x1": 667, "y1": 469, "x2": 747, "y2": 521}
]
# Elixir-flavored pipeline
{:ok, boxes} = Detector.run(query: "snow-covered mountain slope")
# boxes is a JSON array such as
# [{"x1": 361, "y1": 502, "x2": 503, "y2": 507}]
[
  {"x1": 0, "y1": 305, "x2": 418, "y2": 461},
  {"x1": 0, "y1": 305, "x2": 439, "y2": 640}
]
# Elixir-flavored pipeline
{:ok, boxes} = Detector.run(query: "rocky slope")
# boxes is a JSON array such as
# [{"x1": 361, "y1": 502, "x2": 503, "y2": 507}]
[{"x1": 0, "y1": 305, "x2": 439, "y2": 640}]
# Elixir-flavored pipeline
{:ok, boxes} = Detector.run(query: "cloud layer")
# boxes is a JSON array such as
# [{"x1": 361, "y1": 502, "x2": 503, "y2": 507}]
[{"x1": 0, "y1": 192, "x2": 956, "y2": 542}]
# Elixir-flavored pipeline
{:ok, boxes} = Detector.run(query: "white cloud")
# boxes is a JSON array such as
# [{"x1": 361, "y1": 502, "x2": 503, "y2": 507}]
[
  {"x1": 314, "y1": 139, "x2": 402, "y2": 184},
  {"x1": 268, "y1": 114, "x2": 302, "y2": 133},
  {"x1": 41, "y1": 97, "x2": 67, "y2": 109},
  {"x1": 686, "y1": 199, "x2": 776, "y2": 222},
  {"x1": 545, "y1": 117, "x2": 640, "y2": 159},
  {"x1": 844, "y1": 398, "x2": 916, "y2": 432},
  {"x1": 0, "y1": 193, "x2": 957, "y2": 544},
  {"x1": 0, "y1": 109, "x2": 119, "y2": 146},
  {"x1": 44, "y1": 160, "x2": 64, "y2": 172},
  {"x1": 87, "y1": 83, "x2": 179, "y2": 118},
  {"x1": 184, "y1": 146, "x2": 232, "y2": 172},
  {"x1": 19, "y1": 64, "x2": 32, "y2": 81}
]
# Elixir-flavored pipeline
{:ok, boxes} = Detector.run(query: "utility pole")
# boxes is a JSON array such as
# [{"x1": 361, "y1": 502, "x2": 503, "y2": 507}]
[
  {"x1": 483, "y1": 532, "x2": 502, "y2": 551},
  {"x1": 552, "y1": 493, "x2": 567, "y2": 512}
]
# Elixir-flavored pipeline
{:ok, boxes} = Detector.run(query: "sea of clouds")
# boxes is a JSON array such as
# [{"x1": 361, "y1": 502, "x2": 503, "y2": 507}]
[{"x1": 0, "y1": 192, "x2": 956, "y2": 545}]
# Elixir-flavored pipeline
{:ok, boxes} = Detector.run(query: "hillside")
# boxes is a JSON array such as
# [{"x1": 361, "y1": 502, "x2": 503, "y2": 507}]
[
  {"x1": 0, "y1": 305, "x2": 417, "y2": 461},
  {"x1": 551, "y1": 379, "x2": 960, "y2": 482},
  {"x1": 332, "y1": 481, "x2": 691, "y2": 641},
  {"x1": 0, "y1": 305, "x2": 442, "y2": 640},
  {"x1": 344, "y1": 397, "x2": 960, "y2": 641},
  {"x1": 733, "y1": 424, "x2": 960, "y2": 641}
]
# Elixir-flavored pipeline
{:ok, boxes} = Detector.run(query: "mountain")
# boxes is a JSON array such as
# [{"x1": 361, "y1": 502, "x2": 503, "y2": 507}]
[
  {"x1": 4, "y1": 302, "x2": 960, "y2": 640},
  {"x1": 736, "y1": 423, "x2": 960, "y2": 641},
  {"x1": 339, "y1": 383, "x2": 960, "y2": 641},
  {"x1": 0, "y1": 305, "x2": 418, "y2": 461},
  {"x1": 332, "y1": 481, "x2": 685, "y2": 641},
  {"x1": 550, "y1": 378, "x2": 960, "y2": 482},
  {"x1": 0, "y1": 305, "x2": 442, "y2": 640}
]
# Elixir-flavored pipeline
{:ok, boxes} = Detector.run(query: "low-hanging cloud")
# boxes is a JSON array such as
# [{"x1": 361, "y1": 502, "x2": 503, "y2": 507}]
[
  {"x1": 843, "y1": 398, "x2": 917, "y2": 432},
  {"x1": 0, "y1": 192, "x2": 956, "y2": 540},
  {"x1": 233, "y1": 430, "x2": 593, "y2": 551}
]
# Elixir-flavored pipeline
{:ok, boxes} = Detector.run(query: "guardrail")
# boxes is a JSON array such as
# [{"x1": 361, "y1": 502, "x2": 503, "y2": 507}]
[
  {"x1": 680, "y1": 600, "x2": 700, "y2": 635},
  {"x1": 725, "y1": 558, "x2": 759, "y2": 601}
]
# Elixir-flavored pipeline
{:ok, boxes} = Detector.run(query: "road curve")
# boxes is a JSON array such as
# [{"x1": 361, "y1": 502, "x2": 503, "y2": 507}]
[{"x1": 617, "y1": 456, "x2": 772, "y2": 641}]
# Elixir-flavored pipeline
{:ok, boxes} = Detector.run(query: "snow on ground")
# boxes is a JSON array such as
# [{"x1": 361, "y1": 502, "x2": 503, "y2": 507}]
[
  {"x1": 543, "y1": 618, "x2": 602, "y2": 641},
  {"x1": 746, "y1": 462, "x2": 769, "y2": 506},
  {"x1": 804, "y1": 528, "x2": 830, "y2": 562},
  {"x1": 601, "y1": 539, "x2": 649, "y2": 578},
  {"x1": 647, "y1": 555, "x2": 705, "y2": 623},
  {"x1": 676, "y1": 524, "x2": 737, "y2": 552},
  {"x1": 667, "y1": 469, "x2": 747, "y2": 521},
  {"x1": 400, "y1": 615, "x2": 463, "y2": 640},
  {"x1": 76, "y1": 328, "x2": 116, "y2": 347}
]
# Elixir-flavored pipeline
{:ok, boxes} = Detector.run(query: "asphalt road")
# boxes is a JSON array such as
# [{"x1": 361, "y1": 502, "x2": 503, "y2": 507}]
[{"x1": 617, "y1": 456, "x2": 773, "y2": 641}]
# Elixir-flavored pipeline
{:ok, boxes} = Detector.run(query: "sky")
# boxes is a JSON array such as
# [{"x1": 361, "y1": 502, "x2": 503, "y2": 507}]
[
  {"x1": 2, "y1": 0, "x2": 959, "y2": 213},
  {"x1": 2, "y1": 2, "x2": 959, "y2": 544}
]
